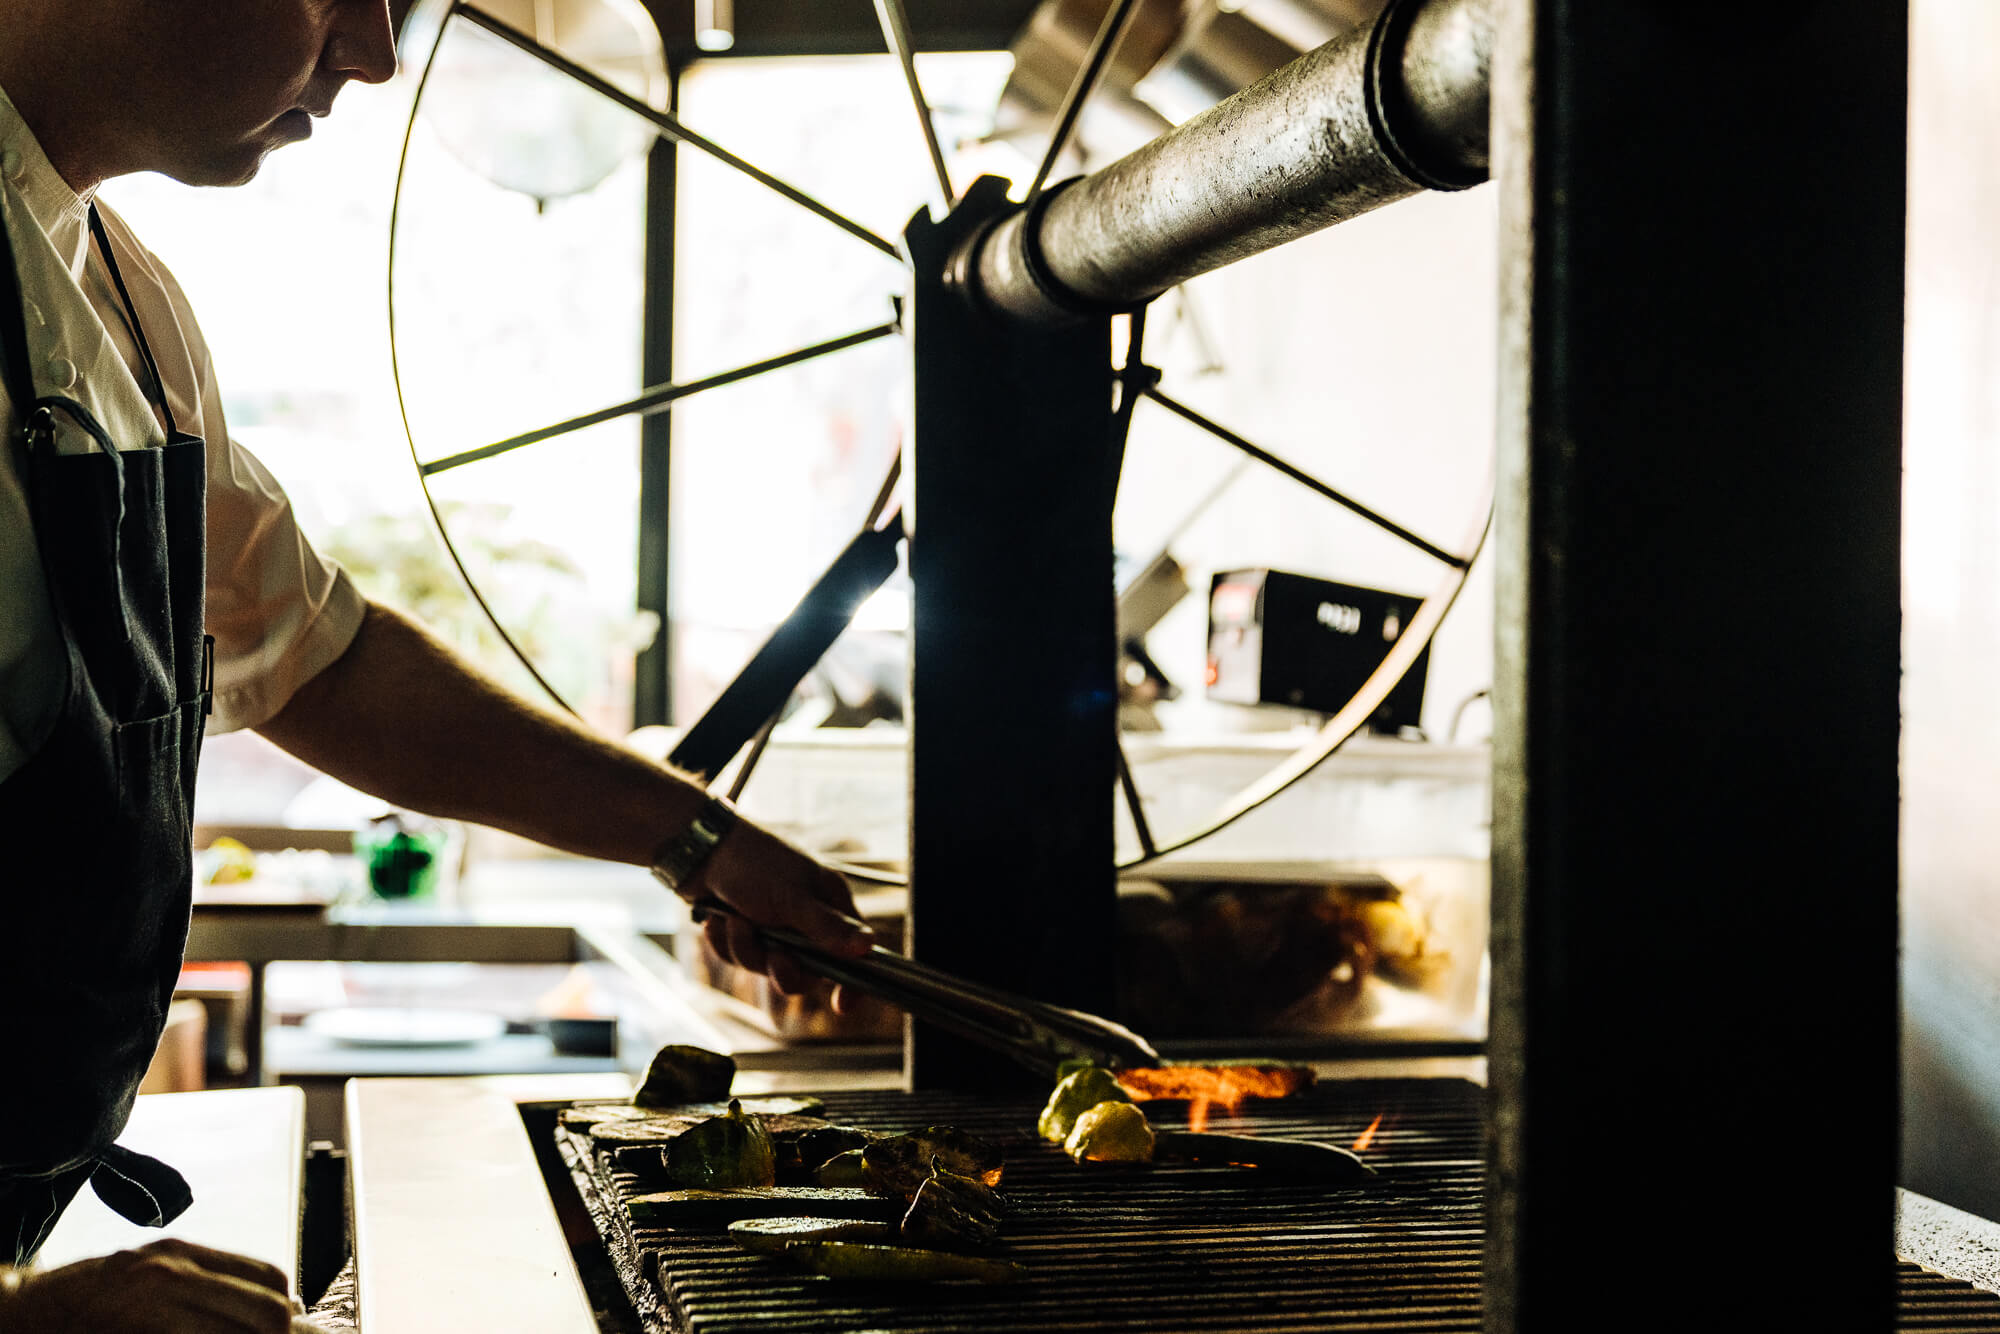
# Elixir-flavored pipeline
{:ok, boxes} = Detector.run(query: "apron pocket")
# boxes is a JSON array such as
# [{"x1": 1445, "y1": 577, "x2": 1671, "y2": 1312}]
[{"x1": 110, "y1": 706, "x2": 196, "y2": 1003}]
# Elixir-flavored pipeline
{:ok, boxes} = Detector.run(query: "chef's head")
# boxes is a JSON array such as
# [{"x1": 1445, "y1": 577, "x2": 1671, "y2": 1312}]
[{"x1": 96, "y1": 0, "x2": 397, "y2": 187}]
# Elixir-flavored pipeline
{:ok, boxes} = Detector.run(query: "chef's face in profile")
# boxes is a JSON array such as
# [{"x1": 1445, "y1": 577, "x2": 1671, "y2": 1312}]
[{"x1": 126, "y1": 0, "x2": 397, "y2": 186}]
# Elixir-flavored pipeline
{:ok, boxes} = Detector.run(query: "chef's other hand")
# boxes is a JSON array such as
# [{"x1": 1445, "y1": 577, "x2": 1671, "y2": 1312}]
[
  {"x1": 0, "y1": 1239, "x2": 294, "y2": 1334},
  {"x1": 691, "y1": 821, "x2": 875, "y2": 997}
]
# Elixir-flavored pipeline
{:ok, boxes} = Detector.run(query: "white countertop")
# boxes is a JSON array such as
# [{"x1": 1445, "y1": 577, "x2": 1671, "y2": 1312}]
[{"x1": 36, "y1": 1087, "x2": 304, "y2": 1284}]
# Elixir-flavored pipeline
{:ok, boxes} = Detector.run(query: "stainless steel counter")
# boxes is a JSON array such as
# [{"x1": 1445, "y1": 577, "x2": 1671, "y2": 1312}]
[{"x1": 184, "y1": 909, "x2": 740, "y2": 1084}]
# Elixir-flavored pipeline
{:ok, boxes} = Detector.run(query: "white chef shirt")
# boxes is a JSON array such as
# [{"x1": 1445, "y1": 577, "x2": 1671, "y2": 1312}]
[{"x1": 0, "y1": 85, "x2": 366, "y2": 785}]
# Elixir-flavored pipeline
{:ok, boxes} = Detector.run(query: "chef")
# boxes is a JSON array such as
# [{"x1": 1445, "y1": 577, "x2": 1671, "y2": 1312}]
[{"x1": 0, "y1": 0, "x2": 874, "y2": 1326}]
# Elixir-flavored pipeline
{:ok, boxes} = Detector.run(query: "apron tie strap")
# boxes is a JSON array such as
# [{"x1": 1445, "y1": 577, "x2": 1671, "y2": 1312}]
[
  {"x1": 104, "y1": 433, "x2": 132, "y2": 644},
  {"x1": 86, "y1": 206, "x2": 158, "y2": 650},
  {"x1": 89, "y1": 1144, "x2": 192, "y2": 1229}
]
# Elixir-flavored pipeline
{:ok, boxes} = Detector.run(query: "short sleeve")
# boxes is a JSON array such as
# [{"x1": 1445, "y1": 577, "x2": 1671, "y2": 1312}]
[
  {"x1": 202, "y1": 435, "x2": 366, "y2": 732},
  {"x1": 86, "y1": 207, "x2": 368, "y2": 732}
]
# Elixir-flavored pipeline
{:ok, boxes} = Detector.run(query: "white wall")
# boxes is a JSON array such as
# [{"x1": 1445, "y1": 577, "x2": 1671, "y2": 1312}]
[
  {"x1": 1900, "y1": 0, "x2": 2000, "y2": 1221},
  {"x1": 1114, "y1": 183, "x2": 1501, "y2": 741}
]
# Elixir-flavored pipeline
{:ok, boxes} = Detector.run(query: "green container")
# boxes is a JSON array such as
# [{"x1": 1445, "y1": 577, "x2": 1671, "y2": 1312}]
[{"x1": 355, "y1": 817, "x2": 447, "y2": 901}]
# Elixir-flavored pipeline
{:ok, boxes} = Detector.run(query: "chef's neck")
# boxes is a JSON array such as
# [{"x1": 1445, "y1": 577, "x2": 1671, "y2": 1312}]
[{"x1": 0, "y1": 6, "x2": 147, "y2": 196}]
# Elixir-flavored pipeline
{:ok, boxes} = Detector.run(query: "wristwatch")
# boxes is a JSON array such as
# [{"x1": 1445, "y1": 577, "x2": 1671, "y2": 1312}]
[{"x1": 648, "y1": 794, "x2": 738, "y2": 895}]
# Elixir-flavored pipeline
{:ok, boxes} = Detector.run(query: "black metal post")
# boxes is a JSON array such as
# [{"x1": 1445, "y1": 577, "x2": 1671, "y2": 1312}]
[
  {"x1": 905, "y1": 178, "x2": 1119, "y2": 1092},
  {"x1": 635, "y1": 68, "x2": 681, "y2": 727},
  {"x1": 1487, "y1": 4, "x2": 1907, "y2": 1330}
]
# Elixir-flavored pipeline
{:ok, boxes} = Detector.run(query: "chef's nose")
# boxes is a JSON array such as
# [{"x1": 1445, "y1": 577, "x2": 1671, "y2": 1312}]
[{"x1": 326, "y1": 0, "x2": 397, "y2": 85}]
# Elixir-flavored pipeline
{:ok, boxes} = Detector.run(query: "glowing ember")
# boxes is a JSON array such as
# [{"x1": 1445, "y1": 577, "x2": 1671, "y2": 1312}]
[{"x1": 1351, "y1": 1112, "x2": 1384, "y2": 1153}]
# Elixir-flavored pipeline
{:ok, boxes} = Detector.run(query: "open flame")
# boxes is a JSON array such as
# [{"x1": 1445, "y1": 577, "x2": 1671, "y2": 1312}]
[
  {"x1": 1113, "y1": 1066, "x2": 1311, "y2": 1133},
  {"x1": 1185, "y1": 1090, "x2": 1249, "y2": 1133},
  {"x1": 1351, "y1": 1111, "x2": 1385, "y2": 1153}
]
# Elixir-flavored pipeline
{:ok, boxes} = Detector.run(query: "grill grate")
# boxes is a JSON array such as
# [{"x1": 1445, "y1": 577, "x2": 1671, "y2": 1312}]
[{"x1": 557, "y1": 1080, "x2": 2000, "y2": 1334}]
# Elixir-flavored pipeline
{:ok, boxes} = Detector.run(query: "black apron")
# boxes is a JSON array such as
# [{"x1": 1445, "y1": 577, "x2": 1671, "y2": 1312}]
[{"x1": 0, "y1": 204, "x2": 211, "y2": 1265}]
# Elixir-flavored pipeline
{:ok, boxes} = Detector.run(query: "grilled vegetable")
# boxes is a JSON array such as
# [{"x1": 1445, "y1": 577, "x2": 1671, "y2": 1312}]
[
  {"x1": 611, "y1": 1143, "x2": 677, "y2": 1185},
  {"x1": 627, "y1": 1187, "x2": 898, "y2": 1226},
  {"x1": 1064, "y1": 1101, "x2": 1155, "y2": 1164},
  {"x1": 774, "y1": 1241, "x2": 1023, "y2": 1284},
  {"x1": 664, "y1": 1099, "x2": 778, "y2": 1189},
  {"x1": 899, "y1": 1164, "x2": 1004, "y2": 1251},
  {"x1": 1153, "y1": 1130, "x2": 1373, "y2": 1183},
  {"x1": 862, "y1": 1127, "x2": 1004, "y2": 1198},
  {"x1": 634, "y1": 1045, "x2": 737, "y2": 1107},
  {"x1": 780, "y1": 1126, "x2": 880, "y2": 1183},
  {"x1": 560, "y1": 1102, "x2": 656, "y2": 1130},
  {"x1": 584, "y1": 1102, "x2": 829, "y2": 1152},
  {"x1": 1112, "y1": 1063, "x2": 1315, "y2": 1104},
  {"x1": 1037, "y1": 1067, "x2": 1131, "y2": 1144},
  {"x1": 728, "y1": 1217, "x2": 899, "y2": 1253},
  {"x1": 816, "y1": 1148, "x2": 869, "y2": 1189}
]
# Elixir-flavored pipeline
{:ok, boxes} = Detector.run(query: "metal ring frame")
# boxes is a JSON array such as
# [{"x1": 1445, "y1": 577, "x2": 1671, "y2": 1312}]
[{"x1": 387, "y1": 0, "x2": 1495, "y2": 875}]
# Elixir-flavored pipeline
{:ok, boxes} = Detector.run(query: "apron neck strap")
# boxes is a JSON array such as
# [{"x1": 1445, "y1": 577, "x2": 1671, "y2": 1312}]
[{"x1": 86, "y1": 204, "x2": 181, "y2": 440}]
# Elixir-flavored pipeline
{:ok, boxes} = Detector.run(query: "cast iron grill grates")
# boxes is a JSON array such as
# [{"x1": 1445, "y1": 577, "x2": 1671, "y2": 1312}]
[{"x1": 557, "y1": 1079, "x2": 2000, "y2": 1333}]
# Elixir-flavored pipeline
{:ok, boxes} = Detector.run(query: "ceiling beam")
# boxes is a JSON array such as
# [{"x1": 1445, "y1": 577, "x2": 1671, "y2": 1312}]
[{"x1": 641, "y1": 0, "x2": 1041, "y2": 59}]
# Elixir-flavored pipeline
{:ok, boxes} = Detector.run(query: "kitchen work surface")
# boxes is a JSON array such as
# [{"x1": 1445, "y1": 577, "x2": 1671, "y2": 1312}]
[{"x1": 36, "y1": 1086, "x2": 304, "y2": 1285}]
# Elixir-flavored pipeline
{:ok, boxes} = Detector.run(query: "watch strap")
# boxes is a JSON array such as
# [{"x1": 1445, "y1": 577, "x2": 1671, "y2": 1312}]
[{"x1": 649, "y1": 794, "x2": 738, "y2": 895}]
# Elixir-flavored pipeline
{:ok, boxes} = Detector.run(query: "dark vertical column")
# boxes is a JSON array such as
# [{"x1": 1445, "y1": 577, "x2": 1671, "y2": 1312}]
[
  {"x1": 634, "y1": 67, "x2": 682, "y2": 728},
  {"x1": 904, "y1": 179, "x2": 1119, "y2": 1092},
  {"x1": 1487, "y1": 6, "x2": 1906, "y2": 1331}
]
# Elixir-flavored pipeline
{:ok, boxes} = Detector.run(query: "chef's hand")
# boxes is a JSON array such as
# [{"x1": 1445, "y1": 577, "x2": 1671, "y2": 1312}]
[
  {"x1": 0, "y1": 1239, "x2": 295, "y2": 1333},
  {"x1": 689, "y1": 821, "x2": 875, "y2": 997}
]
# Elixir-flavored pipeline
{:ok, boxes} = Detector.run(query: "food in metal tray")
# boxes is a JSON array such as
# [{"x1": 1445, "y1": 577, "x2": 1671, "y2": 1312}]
[
  {"x1": 1037, "y1": 1066, "x2": 1132, "y2": 1144},
  {"x1": 663, "y1": 1099, "x2": 778, "y2": 1189},
  {"x1": 772, "y1": 1240, "x2": 1023, "y2": 1284},
  {"x1": 633, "y1": 1044, "x2": 738, "y2": 1107},
  {"x1": 1353, "y1": 894, "x2": 1445, "y2": 987},
  {"x1": 1064, "y1": 1100, "x2": 1156, "y2": 1165}
]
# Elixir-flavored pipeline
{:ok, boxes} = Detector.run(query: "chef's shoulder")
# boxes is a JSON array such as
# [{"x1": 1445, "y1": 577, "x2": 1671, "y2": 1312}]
[{"x1": 86, "y1": 201, "x2": 217, "y2": 378}]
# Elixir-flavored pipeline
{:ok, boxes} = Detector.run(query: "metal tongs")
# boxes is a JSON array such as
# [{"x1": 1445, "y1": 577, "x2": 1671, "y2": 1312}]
[{"x1": 691, "y1": 899, "x2": 1160, "y2": 1079}]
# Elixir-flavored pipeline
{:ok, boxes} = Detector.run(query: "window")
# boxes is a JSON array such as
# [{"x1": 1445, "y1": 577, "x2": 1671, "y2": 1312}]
[
  {"x1": 666, "y1": 52, "x2": 1016, "y2": 724},
  {"x1": 104, "y1": 51, "x2": 655, "y2": 821}
]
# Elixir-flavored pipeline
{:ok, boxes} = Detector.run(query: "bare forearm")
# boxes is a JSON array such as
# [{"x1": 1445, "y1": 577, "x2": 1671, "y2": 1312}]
[
  {"x1": 256, "y1": 602, "x2": 698, "y2": 865},
  {"x1": 255, "y1": 600, "x2": 874, "y2": 988}
]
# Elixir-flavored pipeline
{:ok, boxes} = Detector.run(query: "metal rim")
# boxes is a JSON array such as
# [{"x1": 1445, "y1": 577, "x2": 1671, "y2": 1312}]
[{"x1": 386, "y1": 0, "x2": 1495, "y2": 879}]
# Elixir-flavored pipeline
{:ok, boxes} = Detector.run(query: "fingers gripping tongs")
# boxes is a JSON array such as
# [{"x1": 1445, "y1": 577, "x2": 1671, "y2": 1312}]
[{"x1": 690, "y1": 899, "x2": 1161, "y2": 1079}]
